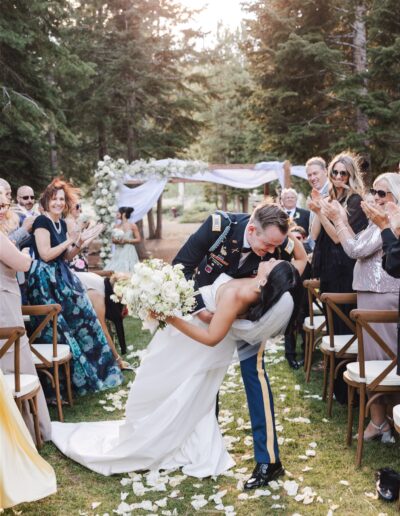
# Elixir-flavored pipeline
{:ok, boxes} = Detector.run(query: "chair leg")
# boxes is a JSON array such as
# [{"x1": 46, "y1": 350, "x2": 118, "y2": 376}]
[
  {"x1": 355, "y1": 385, "x2": 366, "y2": 467},
  {"x1": 64, "y1": 361, "x2": 74, "y2": 407},
  {"x1": 53, "y1": 363, "x2": 64, "y2": 422},
  {"x1": 305, "y1": 331, "x2": 314, "y2": 383},
  {"x1": 327, "y1": 353, "x2": 335, "y2": 417},
  {"x1": 28, "y1": 396, "x2": 42, "y2": 449},
  {"x1": 303, "y1": 331, "x2": 308, "y2": 372},
  {"x1": 346, "y1": 385, "x2": 355, "y2": 446},
  {"x1": 322, "y1": 353, "x2": 328, "y2": 401}
]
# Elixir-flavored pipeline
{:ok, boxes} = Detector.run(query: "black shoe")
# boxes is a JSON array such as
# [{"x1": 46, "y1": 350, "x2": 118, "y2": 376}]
[
  {"x1": 244, "y1": 462, "x2": 284, "y2": 490},
  {"x1": 286, "y1": 357, "x2": 300, "y2": 370}
]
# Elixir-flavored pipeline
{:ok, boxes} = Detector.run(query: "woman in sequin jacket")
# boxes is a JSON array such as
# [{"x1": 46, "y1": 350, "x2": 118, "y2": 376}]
[{"x1": 323, "y1": 172, "x2": 400, "y2": 442}]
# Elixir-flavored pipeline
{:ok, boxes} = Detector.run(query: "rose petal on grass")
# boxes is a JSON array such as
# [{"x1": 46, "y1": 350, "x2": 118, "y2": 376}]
[
  {"x1": 306, "y1": 449, "x2": 316, "y2": 457},
  {"x1": 339, "y1": 480, "x2": 349, "y2": 486}
]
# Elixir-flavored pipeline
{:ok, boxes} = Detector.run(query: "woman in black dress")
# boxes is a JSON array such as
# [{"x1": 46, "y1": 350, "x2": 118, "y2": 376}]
[{"x1": 309, "y1": 152, "x2": 368, "y2": 402}]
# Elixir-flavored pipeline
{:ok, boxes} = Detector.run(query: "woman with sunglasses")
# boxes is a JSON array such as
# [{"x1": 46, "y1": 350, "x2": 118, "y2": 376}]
[
  {"x1": 310, "y1": 152, "x2": 368, "y2": 332},
  {"x1": 322, "y1": 172, "x2": 400, "y2": 442}
]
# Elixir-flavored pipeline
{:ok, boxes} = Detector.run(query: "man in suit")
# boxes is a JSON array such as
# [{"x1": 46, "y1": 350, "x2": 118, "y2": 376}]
[
  {"x1": 280, "y1": 188, "x2": 310, "y2": 236},
  {"x1": 173, "y1": 202, "x2": 307, "y2": 489}
]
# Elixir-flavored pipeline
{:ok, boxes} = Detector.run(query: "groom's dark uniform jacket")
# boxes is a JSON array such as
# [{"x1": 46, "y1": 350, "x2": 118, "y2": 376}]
[
  {"x1": 173, "y1": 210, "x2": 294, "y2": 465},
  {"x1": 173, "y1": 212, "x2": 294, "y2": 312}
]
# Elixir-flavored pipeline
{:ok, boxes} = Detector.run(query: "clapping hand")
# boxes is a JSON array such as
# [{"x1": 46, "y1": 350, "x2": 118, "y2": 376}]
[
  {"x1": 320, "y1": 199, "x2": 347, "y2": 224},
  {"x1": 80, "y1": 223, "x2": 105, "y2": 248},
  {"x1": 360, "y1": 201, "x2": 389, "y2": 230}
]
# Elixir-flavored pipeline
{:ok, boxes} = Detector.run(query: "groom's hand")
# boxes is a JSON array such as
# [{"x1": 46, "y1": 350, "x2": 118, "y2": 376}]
[{"x1": 196, "y1": 309, "x2": 214, "y2": 324}]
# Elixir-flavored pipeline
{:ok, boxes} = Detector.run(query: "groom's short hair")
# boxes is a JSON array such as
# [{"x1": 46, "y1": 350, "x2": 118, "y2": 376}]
[{"x1": 251, "y1": 202, "x2": 289, "y2": 233}]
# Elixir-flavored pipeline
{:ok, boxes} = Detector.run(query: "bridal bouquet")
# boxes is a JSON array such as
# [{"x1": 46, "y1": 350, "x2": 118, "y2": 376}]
[
  {"x1": 112, "y1": 259, "x2": 196, "y2": 332},
  {"x1": 112, "y1": 228, "x2": 125, "y2": 242}
]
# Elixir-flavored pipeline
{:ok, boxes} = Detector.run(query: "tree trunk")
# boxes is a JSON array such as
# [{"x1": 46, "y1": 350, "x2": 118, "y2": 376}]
[
  {"x1": 135, "y1": 219, "x2": 148, "y2": 260},
  {"x1": 98, "y1": 119, "x2": 108, "y2": 160},
  {"x1": 242, "y1": 193, "x2": 249, "y2": 213},
  {"x1": 353, "y1": 2, "x2": 371, "y2": 181},
  {"x1": 126, "y1": 95, "x2": 137, "y2": 162},
  {"x1": 263, "y1": 183, "x2": 270, "y2": 197},
  {"x1": 147, "y1": 208, "x2": 156, "y2": 239},
  {"x1": 48, "y1": 130, "x2": 58, "y2": 175},
  {"x1": 221, "y1": 191, "x2": 228, "y2": 211},
  {"x1": 155, "y1": 194, "x2": 163, "y2": 239},
  {"x1": 283, "y1": 160, "x2": 291, "y2": 189}
]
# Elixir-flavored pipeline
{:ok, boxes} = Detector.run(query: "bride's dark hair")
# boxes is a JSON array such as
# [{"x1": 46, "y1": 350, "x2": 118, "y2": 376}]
[{"x1": 246, "y1": 261, "x2": 302, "y2": 329}]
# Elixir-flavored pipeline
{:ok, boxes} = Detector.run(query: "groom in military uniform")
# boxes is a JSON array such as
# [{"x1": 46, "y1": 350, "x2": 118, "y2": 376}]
[{"x1": 173, "y1": 202, "x2": 307, "y2": 489}]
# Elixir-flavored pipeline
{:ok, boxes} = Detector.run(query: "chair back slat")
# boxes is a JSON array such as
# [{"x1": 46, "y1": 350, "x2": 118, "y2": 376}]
[
  {"x1": 0, "y1": 327, "x2": 25, "y2": 395},
  {"x1": 351, "y1": 309, "x2": 399, "y2": 391}
]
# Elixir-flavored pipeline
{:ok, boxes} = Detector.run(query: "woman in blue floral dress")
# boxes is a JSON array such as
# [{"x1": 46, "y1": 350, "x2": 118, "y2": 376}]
[{"x1": 27, "y1": 178, "x2": 123, "y2": 396}]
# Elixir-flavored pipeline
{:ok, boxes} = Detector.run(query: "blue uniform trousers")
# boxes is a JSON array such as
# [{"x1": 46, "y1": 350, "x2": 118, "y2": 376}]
[{"x1": 240, "y1": 344, "x2": 280, "y2": 464}]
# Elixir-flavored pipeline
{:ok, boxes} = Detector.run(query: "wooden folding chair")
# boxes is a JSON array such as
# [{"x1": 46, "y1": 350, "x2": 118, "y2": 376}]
[
  {"x1": 344, "y1": 309, "x2": 400, "y2": 466},
  {"x1": 0, "y1": 326, "x2": 42, "y2": 448},
  {"x1": 320, "y1": 293, "x2": 358, "y2": 416},
  {"x1": 22, "y1": 304, "x2": 73, "y2": 422},
  {"x1": 303, "y1": 279, "x2": 327, "y2": 382}
]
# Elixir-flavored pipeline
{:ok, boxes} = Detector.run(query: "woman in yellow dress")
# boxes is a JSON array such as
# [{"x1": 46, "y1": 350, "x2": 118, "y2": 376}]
[{"x1": 0, "y1": 369, "x2": 56, "y2": 509}]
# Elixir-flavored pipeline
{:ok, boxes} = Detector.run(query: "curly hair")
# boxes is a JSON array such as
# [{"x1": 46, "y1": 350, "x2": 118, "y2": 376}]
[{"x1": 39, "y1": 177, "x2": 80, "y2": 217}]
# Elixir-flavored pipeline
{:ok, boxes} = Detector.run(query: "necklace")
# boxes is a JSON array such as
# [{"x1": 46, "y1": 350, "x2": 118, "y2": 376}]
[{"x1": 46, "y1": 214, "x2": 62, "y2": 234}]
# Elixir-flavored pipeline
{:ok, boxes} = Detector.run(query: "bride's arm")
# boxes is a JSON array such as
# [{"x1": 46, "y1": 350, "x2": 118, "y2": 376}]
[{"x1": 167, "y1": 291, "x2": 240, "y2": 347}]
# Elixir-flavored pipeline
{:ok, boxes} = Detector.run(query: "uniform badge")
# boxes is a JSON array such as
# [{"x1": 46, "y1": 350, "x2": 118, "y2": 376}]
[
  {"x1": 211, "y1": 213, "x2": 222, "y2": 232},
  {"x1": 205, "y1": 265, "x2": 213, "y2": 273},
  {"x1": 284, "y1": 237, "x2": 295, "y2": 255}
]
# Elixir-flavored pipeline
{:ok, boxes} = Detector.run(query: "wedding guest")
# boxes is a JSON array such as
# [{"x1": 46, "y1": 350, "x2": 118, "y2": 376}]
[
  {"x1": 323, "y1": 172, "x2": 400, "y2": 441},
  {"x1": 0, "y1": 369, "x2": 56, "y2": 509},
  {"x1": 104, "y1": 207, "x2": 141, "y2": 273},
  {"x1": 0, "y1": 178, "x2": 12, "y2": 203},
  {"x1": 14, "y1": 185, "x2": 38, "y2": 225},
  {"x1": 27, "y1": 178, "x2": 123, "y2": 396},
  {"x1": 0, "y1": 188, "x2": 51, "y2": 443},
  {"x1": 310, "y1": 152, "x2": 368, "y2": 334},
  {"x1": 280, "y1": 188, "x2": 310, "y2": 236}
]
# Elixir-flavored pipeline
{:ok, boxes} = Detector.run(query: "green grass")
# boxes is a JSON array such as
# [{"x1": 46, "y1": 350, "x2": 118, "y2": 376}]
[{"x1": 9, "y1": 319, "x2": 400, "y2": 515}]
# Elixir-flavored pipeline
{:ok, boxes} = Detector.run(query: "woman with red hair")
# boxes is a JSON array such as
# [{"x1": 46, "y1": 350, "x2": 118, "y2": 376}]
[{"x1": 27, "y1": 178, "x2": 123, "y2": 396}]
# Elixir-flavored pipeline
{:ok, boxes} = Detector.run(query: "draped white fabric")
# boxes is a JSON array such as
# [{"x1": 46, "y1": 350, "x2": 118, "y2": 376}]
[{"x1": 118, "y1": 160, "x2": 306, "y2": 222}]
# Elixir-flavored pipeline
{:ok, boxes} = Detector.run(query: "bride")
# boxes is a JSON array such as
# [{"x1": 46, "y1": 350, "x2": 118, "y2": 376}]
[{"x1": 52, "y1": 259, "x2": 301, "y2": 477}]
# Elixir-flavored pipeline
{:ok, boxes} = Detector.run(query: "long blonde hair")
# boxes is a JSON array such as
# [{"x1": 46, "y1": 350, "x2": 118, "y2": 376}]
[{"x1": 327, "y1": 152, "x2": 365, "y2": 203}]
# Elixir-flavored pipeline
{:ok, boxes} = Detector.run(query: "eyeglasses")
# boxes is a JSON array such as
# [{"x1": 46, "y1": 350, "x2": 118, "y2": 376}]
[
  {"x1": 370, "y1": 188, "x2": 390, "y2": 198},
  {"x1": 21, "y1": 195, "x2": 35, "y2": 200},
  {"x1": 331, "y1": 169, "x2": 349, "y2": 178},
  {"x1": 0, "y1": 204, "x2": 10, "y2": 210}
]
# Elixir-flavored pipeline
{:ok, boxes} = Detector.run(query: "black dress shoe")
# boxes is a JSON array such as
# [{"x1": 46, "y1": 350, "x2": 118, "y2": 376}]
[
  {"x1": 244, "y1": 462, "x2": 284, "y2": 490},
  {"x1": 286, "y1": 357, "x2": 300, "y2": 369}
]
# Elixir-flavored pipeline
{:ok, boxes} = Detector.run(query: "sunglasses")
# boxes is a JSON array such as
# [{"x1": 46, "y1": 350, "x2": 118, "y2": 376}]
[
  {"x1": 21, "y1": 195, "x2": 35, "y2": 200},
  {"x1": 370, "y1": 188, "x2": 390, "y2": 198},
  {"x1": 0, "y1": 203, "x2": 10, "y2": 210},
  {"x1": 331, "y1": 169, "x2": 349, "y2": 178}
]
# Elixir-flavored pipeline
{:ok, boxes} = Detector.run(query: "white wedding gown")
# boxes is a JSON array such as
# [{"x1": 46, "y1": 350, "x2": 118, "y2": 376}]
[{"x1": 52, "y1": 274, "x2": 237, "y2": 477}]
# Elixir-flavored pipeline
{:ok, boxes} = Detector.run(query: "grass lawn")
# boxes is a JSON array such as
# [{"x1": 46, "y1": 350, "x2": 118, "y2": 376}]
[{"x1": 10, "y1": 317, "x2": 400, "y2": 516}]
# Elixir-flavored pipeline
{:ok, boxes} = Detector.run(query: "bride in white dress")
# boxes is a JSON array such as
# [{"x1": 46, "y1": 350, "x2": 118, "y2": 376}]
[{"x1": 51, "y1": 260, "x2": 300, "y2": 477}]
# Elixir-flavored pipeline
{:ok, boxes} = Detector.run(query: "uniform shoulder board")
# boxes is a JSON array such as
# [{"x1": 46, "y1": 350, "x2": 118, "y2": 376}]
[
  {"x1": 211, "y1": 213, "x2": 222, "y2": 232},
  {"x1": 284, "y1": 237, "x2": 295, "y2": 255}
]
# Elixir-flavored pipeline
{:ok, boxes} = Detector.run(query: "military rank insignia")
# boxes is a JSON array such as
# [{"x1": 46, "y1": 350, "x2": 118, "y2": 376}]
[
  {"x1": 284, "y1": 237, "x2": 295, "y2": 255},
  {"x1": 211, "y1": 213, "x2": 222, "y2": 231}
]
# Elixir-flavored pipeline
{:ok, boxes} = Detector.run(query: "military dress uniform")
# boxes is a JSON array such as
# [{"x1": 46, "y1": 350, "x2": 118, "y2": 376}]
[{"x1": 173, "y1": 211, "x2": 294, "y2": 466}]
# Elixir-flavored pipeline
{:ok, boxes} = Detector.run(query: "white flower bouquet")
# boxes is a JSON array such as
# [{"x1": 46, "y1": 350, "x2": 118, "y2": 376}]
[
  {"x1": 112, "y1": 259, "x2": 196, "y2": 332},
  {"x1": 112, "y1": 228, "x2": 125, "y2": 242}
]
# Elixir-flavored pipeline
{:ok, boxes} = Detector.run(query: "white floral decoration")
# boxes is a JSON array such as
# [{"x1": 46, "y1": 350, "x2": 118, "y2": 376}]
[{"x1": 92, "y1": 156, "x2": 207, "y2": 263}]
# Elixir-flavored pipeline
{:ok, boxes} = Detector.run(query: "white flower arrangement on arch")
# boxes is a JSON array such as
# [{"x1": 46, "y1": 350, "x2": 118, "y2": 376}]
[{"x1": 92, "y1": 156, "x2": 208, "y2": 263}]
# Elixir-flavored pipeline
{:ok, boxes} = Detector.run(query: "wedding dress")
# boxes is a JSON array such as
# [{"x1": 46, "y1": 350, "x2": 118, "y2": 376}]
[{"x1": 51, "y1": 273, "x2": 292, "y2": 477}]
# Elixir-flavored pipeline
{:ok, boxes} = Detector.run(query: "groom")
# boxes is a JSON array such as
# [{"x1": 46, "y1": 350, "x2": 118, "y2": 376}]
[{"x1": 173, "y1": 202, "x2": 307, "y2": 489}]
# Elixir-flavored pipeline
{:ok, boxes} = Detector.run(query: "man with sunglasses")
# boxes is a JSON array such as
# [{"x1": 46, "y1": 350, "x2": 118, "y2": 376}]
[{"x1": 16, "y1": 186, "x2": 37, "y2": 219}]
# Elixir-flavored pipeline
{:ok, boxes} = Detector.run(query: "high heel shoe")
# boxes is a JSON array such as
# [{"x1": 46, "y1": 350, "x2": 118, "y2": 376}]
[{"x1": 362, "y1": 419, "x2": 393, "y2": 443}]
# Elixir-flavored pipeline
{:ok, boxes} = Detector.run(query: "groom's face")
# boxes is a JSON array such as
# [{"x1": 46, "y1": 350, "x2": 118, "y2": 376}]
[{"x1": 247, "y1": 223, "x2": 287, "y2": 257}]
